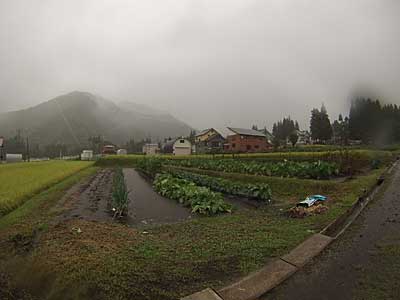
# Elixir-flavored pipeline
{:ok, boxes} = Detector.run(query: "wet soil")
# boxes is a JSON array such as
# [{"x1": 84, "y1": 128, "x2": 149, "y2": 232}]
[
  {"x1": 56, "y1": 169, "x2": 114, "y2": 223},
  {"x1": 224, "y1": 195, "x2": 263, "y2": 210},
  {"x1": 123, "y1": 169, "x2": 193, "y2": 226},
  {"x1": 56, "y1": 168, "x2": 254, "y2": 227},
  {"x1": 261, "y1": 164, "x2": 400, "y2": 300}
]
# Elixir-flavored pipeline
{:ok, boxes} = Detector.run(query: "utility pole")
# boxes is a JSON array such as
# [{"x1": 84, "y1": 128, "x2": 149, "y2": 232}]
[
  {"x1": 26, "y1": 136, "x2": 30, "y2": 162},
  {"x1": 0, "y1": 136, "x2": 4, "y2": 162}
]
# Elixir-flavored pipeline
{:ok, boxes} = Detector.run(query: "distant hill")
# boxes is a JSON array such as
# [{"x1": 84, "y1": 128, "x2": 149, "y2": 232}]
[{"x1": 0, "y1": 91, "x2": 192, "y2": 146}]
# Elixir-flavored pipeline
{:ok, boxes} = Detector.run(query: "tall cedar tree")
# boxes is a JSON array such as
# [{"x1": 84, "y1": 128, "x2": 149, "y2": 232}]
[
  {"x1": 310, "y1": 105, "x2": 333, "y2": 143},
  {"x1": 332, "y1": 114, "x2": 350, "y2": 145},
  {"x1": 349, "y1": 98, "x2": 400, "y2": 144},
  {"x1": 272, "y1": 117, "x2": 299, "y2": 145}
]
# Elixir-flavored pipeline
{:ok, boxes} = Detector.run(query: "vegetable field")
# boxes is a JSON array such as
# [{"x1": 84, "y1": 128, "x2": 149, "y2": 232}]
[
  {"x1": 96, "y1": 150, "x2": 393, "y2": 174},
  {"x1": 154, "y1": 173, "x2": 233, "y2": 214},
  {"x1": 0, "y1": 161, "x2": 92, "y2": 215},
  {"x1": 168, "y1": 169, "x2": 272, "y2": 202},
  {"x1": 0, "y1": 149, "x2": 391, "y2": 300},
  {"x1": 165, "y1": 159, "x2": 339, "y2": 179}
]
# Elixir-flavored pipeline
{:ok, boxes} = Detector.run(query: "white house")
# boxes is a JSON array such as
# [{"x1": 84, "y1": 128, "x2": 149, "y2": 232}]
[
  {"x1": 143, "y1": 143, "x2": 160, "y2": 155},
  {"x1": 297, "y1": 130, "x2": 311, "y2": 145},
  {"x1": 81, "y1": 150, "x2": 94, "y2": 161},
  {"x1": 173, "y1": 138, "x2": 192, "y2": 155}
]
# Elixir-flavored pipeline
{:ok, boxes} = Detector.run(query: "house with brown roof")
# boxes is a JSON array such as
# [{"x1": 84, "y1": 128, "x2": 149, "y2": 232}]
[
  {"x1": 224, "y1": 127, "x2": 270, "y2": 153},
  {"x1": 195, "y1": 128, "x2": 225, "y2": 154}
]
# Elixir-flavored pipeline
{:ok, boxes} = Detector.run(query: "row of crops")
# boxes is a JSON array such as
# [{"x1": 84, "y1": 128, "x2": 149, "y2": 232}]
[
  {"x1": 100, "y1": 150, "x2": 393, "y2": 179},
  {"x1": 168, "y1": 170, "x2": 272, "y2": 202},
  {"x1": 97, "y1": 149, "x2": 392, "y2": 167},
  {"x1": 165, "y1": 159, "x2": 339, "y2": 179},
  {"x1": 154, "y1": 173, "x2": 233, "y2": 215}
]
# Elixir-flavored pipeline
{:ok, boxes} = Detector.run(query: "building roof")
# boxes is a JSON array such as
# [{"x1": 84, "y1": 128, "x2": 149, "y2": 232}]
[
  {"x1": 195, "y1": 128, "x2": 223, "y2": 137},
  {"x1": 195, "y1": 128, "x2": 212, "y2": 137},
  {"x1": 174, "y1": 138, "x2": 191, "y2": 148},
  {"x1": 227, "y1": 127, "x2": 266, "y2": 137}
]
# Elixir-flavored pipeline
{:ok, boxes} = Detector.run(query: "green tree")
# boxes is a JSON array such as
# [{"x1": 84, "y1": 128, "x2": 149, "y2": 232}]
[
  {"x1": 272, "y1": 116, "x2": 299, "y2": 146},
  {"x1": 289, "y1": 131, "x2": 299, "y2": 147},
  {"x1": 310, "y1": 105, "x2": 332, "y2": 143}
]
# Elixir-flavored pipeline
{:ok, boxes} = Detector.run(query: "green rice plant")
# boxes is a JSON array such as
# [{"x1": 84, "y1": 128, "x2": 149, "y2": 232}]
[
  {"x1": 111, "y1": 168, "x2": 130, "y2": 218},
  {"x1": 0, "y1": 161, "x2": 93, "y2": 216},
  {"x1": 153, "y1": 173, "x2": 232, "y2": 215},
  {"x1": 168, "y1": 170, "x2": 272, "y2": 202}
]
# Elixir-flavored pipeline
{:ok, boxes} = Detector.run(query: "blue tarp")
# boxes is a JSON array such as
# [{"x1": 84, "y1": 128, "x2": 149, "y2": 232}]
[{"x1": 297, "y1": 195, "x2": 327, "y2": 207}]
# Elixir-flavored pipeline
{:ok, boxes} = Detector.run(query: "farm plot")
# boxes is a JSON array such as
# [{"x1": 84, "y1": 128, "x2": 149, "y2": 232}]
[
  {"x1": 57, "y1": 169, "x2": 115, "y2": 223},
  {"x1": 57, "y1": 168, "x2": 195, "y2": 226},
  {"x1": 0, "y1": 161, "x2": 92, "y2": 216},
  {"x1": 97, "y1": 149, "x2": 393, "y2": 174},
  {"x1": 166, "y1": 169, "x2": 272, "y2": 203},
  {"x1": 165, "y1": 158, "x2": 339, "y2": 179},
  {"x1": 124, "y1": 169, "x2": 193, "y2": 225},
  {"x1": 0, "y1": 153, "x2": 391, "y2": 300}
]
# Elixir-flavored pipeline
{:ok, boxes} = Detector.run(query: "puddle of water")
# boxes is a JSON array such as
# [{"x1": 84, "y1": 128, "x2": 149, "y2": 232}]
[{"x1": 123, "y1": 169, "x2": 193, "y2": 226}]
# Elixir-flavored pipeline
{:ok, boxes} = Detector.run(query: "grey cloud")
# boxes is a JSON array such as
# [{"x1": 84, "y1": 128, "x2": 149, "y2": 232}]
[{"x1": 0, "y1": 0, "x2": 399, "y2": 130}]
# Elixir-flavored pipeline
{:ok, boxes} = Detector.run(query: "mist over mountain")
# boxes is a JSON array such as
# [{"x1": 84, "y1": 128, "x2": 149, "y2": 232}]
[{"x1": 0, "y1": 91, "x2": 192, "y2": 147}]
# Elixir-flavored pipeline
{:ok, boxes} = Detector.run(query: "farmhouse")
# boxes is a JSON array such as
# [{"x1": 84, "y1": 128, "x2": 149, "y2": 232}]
[
  {"x1": 143, "y1": 144, "x2": 160, "y2": 155},
  {"x1": 102, "y1": 145, "x2": 117, "y2": 155},
  {"x1": 81, "y1": 150, "x2": 94, "y2": 161},
  {"x1": 224, "y1": 127, "x2": 270, "y2": 153},
  {"x1": 195, "y1": 128, "x2": 225, "y2": 154},
  {"x1": 297, "y1": 130, "x2": 311, "y2": 145},
  {"x1": 173, "y1": 138, "x2": 192, "y2": 155}
]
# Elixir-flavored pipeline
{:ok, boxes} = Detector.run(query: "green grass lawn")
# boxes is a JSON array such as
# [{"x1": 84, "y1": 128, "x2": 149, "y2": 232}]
[
  {"x1": 0, "y1": 161, "x2": 93, "y2": 216},
  {"x1": 0, "y1": 162, "x2": 386, "y2": 300}
]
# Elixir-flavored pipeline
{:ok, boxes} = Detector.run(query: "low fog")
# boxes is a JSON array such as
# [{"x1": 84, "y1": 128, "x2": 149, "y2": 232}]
[{"x1": 0, "y1": 0, "x2": 399, "y2": 129}]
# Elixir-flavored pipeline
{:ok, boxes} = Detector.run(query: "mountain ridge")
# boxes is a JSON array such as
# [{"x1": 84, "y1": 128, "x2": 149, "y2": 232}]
[{"x1": 0, "y1": 91, "x2": 192, "y2": 147}]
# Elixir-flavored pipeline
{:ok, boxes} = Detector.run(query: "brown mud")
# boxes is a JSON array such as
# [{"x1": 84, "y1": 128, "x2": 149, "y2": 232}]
[{"x1": 56, "y1": 169, "x2": 114, "y2": 223}]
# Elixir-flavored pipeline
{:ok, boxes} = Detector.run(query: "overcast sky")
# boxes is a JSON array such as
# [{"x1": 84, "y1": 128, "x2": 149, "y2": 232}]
[{"x1": 0, "y1": 0, "x2": 399, "y2": 129}]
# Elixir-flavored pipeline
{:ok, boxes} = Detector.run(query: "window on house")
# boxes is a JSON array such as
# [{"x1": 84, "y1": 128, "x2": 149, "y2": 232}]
[
  {"x1": 232, "y1": 143, "x2": 236, "y2": 148},
  {"x1": 255, "y1": 145, "x2": 259, "y2": 149},
  {"x1": 247, "y1": 145, "x2": 251, "y2": 150},
  {"x1": 180, "y1": 139, "x2": 185, "y2": 143}
]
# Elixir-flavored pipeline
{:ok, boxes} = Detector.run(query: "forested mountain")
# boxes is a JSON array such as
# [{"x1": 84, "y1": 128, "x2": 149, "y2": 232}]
[{"x1": 0, "y1": 91, "x2": 192, "y2": 149}]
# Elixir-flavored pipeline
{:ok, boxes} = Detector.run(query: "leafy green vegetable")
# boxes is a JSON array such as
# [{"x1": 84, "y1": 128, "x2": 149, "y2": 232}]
[
  {"x1": 153, "y1": 173, "x2": 232, "y2": 215},
  {"x1": 135, "y1": 157, "x2": 163, "y2": 178},
  {"x1": 165, "y1": 159, "x2": 339, "y2": 179},
  {"x1": 168, "y1": 170, "x2": 272, "y2": 202}
]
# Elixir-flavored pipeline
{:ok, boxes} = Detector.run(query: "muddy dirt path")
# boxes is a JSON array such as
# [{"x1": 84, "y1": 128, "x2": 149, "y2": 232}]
[
  {"x1": 261, "y1": 165, "x2": 400, "y2": 300},
  {"x1": 124, "y1": 169, "x2": 193, "y2": 225},
  {"x1": 57, "y1": 169, "x2": 114, "y2": 223}
]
